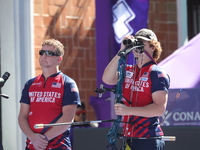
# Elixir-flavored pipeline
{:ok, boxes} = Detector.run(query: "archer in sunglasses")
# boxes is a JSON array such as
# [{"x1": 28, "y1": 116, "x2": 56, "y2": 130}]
[{"x1": 39, "y1": 50, "x2": 60, "y2": 57}]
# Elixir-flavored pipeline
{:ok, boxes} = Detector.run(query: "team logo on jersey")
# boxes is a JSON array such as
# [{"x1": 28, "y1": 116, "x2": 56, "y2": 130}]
[
  {"x1": 126, "y1": 71, "x2": 133, "y2": 78},
  {"x1": 142, "y1": 72, "x2": 149, "y2": 77},
  {"x1": 32, "y1": 82, "x2": 42, "y2": 87},
  {"x1": 139, "y1": 72, "x2": 148, "y2": 81},
  {"x1": 52, "y1": 82, "x2": 61, "y2": 88},
  {"x1": 139, "y1": 77, "x2": 148, "y2": 81}
]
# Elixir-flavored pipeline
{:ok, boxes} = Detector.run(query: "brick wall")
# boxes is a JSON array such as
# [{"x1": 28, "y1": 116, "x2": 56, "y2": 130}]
[
  {"x1": 34, "y1": 0, "x2": 96, "y2": 120},
  {"x1": 34, "y1": 0, "x2": 178, "y2": 121},
  {"x1": 149, "y1": 0, "x2": 178, "y2": 62}
]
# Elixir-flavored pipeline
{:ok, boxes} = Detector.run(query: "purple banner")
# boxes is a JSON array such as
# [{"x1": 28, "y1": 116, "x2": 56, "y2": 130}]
[
  {"x1": 112, "y1": 0, "x2": 149, "y2": 44},
  {"x1": 161, "y1": 88, "x2": 200, "y2": 126},
  {"x1": 90, "y1": 0, "x2": 149, "y2": 127}
]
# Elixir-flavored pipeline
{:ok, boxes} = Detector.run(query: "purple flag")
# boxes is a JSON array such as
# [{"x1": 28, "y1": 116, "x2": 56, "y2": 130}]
[
  {"x1": 158, "y1": 33, "x2": 200, "y2": 89},
  {"x1": 90, "y1": 0, "x2": 150, "y2": 127}
]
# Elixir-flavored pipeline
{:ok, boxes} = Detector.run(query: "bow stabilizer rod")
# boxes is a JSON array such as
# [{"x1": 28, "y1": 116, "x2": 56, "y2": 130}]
[{"x1": 34, "y1": 119, "x2": 115, "y2": 129}]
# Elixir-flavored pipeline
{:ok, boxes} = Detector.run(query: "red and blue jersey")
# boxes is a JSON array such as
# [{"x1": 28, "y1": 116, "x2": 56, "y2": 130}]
[
  {"x1": 20, "y1": 71, "x2": 81, "y2": 149},
  {"x1": 122, "y1": 61, "x2": 170, "y2": 138}
]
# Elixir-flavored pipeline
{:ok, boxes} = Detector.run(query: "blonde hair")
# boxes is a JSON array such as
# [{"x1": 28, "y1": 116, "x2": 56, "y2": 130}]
[
  {"x1": 42, "y1": 39, "x2": 64, "y2": 56},
  {"x1": 149, "y1": 39, "x2": 162, "y2": 61}
]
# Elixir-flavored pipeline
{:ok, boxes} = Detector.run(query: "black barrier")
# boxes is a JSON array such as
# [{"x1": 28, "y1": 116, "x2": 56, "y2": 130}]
[
  {"x1": 162, "y1": 126, "x2": 200, "y2": 150},
  {"x1": 73, "y1": 127, "x2": 200, "y2": 150}
]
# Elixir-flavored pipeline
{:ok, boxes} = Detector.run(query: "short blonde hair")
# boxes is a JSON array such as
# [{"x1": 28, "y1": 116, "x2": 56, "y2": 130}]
[{"x1": 42, "y1": 39, "x2": 64, "y2": 56}]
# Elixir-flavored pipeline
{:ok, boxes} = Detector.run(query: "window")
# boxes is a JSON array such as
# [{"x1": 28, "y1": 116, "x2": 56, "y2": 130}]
[{"x1": 187, "y1": 0, "x2": 200, "y2": 40}]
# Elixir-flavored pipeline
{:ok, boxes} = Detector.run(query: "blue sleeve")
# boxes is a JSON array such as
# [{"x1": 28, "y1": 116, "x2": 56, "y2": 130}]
[
  {"x1": 20, "y1": 78, "x2": 36, "y2": 104},
  {"x1": 62, "y1": 75, "x2": 81, "y2": 106},
  {"x1": 150, "y1": 66, "x2": 170, "y2": 93}
]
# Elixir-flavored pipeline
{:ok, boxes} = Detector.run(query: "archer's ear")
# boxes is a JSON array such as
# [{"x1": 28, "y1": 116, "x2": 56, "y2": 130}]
[
  {"x1": 151, "y1": 46, "x2": 156, "y2": 52},
  {"x1": 58, "y1": 56, "x2": 63, "y2": 65}
]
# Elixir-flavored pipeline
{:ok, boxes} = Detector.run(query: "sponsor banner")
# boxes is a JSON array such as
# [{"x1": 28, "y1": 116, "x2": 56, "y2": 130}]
[{"x1": 161, "y1": 88, "x2": 200, "y2": 126}]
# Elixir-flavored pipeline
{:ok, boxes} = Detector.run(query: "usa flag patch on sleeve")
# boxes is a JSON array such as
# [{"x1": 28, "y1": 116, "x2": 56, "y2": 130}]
[
  {"x1": 70, "y1": 84, "x2": 79, "y2": 92},
  {"x1": 157, "y1": 72, "x2": 168, "y2": 78}
]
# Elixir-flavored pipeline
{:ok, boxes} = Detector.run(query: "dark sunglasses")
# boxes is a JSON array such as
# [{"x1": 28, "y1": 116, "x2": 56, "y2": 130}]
[{"x1": 39, "y1": 50, "x2": 60, "y2": 56}]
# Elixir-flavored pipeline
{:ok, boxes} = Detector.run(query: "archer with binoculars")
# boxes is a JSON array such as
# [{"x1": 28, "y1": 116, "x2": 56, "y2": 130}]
[{"x1": 102, "y1": 28, "x2": 170, "y2": 150}]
